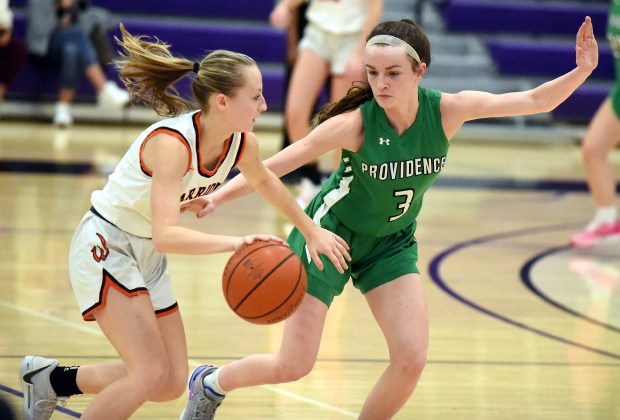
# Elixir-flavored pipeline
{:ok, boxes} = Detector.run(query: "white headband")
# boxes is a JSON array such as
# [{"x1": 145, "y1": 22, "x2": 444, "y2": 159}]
[{"x1": 366, "y1": 35, "x2": 420, "y2": 64}]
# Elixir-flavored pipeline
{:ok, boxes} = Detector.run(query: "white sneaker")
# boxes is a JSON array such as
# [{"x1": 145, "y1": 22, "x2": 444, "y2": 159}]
[
  {"x1": 296, "y1": 177, "x2": 322, "y2": 208},
  {"x1": 20, "y1": 356, "x2": 63, "y2": 420},
  {"x1": 97, "y1": 81, "x2": 130, "y2": 109},
  {"x1": 52, "y1": 102, "x2": 73, "y2": 126}
]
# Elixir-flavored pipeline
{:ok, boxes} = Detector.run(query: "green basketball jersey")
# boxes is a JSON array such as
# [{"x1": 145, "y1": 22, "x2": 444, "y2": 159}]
[{"x1": 315, "y1": 87, "x2": 449, "y2": 237}]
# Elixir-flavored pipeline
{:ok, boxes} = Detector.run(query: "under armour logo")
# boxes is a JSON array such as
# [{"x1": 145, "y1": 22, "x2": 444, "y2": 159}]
[{"x1": 379, "y1": 137, "x2": 390, "y2": 145}]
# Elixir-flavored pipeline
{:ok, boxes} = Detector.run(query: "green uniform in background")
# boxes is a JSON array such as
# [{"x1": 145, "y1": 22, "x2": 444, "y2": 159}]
[{"x1": 288, "y1": 87, "x2": 450, "y2": 306}]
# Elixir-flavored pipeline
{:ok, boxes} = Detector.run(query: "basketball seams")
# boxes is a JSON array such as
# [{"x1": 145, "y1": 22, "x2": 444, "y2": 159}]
[
  {"x1": 222, "y1": 243, "x2": 284, "y2": 295},
  {"x1": 233, "y1": 251, "x2": 296, "y2": 311},
  {"x1": 221, "y1": 240, "x2": 307, "y2": 324},
  {"x1": 241, "y1": 259, "x2": 307, "y2": 323}
]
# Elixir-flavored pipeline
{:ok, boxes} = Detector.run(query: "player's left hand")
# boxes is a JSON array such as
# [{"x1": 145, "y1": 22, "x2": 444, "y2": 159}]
[{"x1": 576, "y1": 16, "x2": 598, "y2": 74}]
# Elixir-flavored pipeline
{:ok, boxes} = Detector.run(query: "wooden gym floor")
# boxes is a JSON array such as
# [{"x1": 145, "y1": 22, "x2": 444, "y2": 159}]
[{"x1": 0, "y1": 118, "x2": 619, "y2": 419}]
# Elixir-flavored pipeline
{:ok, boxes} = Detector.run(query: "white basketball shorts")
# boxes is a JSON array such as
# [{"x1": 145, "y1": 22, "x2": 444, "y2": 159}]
[
  {"x1": 299, "y1": 22, "x2": 362, "y2": 74},
  {"x1": 69, "y1": 210, "x2": 178, "y2": 321}
]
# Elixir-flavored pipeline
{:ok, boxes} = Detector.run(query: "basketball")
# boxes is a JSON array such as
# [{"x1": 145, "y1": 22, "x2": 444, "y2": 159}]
[{"x1": 222, "y1": 240, "x2": 307, "y2": 325}]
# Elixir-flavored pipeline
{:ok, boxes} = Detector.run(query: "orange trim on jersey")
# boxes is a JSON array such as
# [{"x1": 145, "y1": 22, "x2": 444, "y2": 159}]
[
  {"x1": 81, "y1": 269, "x2": 149, "y2": 321},
  {"x1": 197, "y1": 134, "x2": 233, "y2": 177},
  {"x1": 139, "y1": 128, "x2": 192, "y2": 176}
]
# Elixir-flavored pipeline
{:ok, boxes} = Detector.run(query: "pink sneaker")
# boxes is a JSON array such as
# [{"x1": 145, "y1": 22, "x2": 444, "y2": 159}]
[{"x1": 570, "y1": 220, "x2": 620, "y2": 248}]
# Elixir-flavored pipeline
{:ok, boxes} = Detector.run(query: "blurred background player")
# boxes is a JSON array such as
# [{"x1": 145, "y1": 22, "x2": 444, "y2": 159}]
[
  {"x1": 570, "y1": 0, "x2": 620, "y2": 248},
  {"x1": 0, "y1": 0, "x2": 27, "y2": 116},
  {"x1": 270, "y1": 0, "x2": 383, "y2": 206},
  {"x1": 25, "y1": 0, "x2": 129, "y2": 126}
]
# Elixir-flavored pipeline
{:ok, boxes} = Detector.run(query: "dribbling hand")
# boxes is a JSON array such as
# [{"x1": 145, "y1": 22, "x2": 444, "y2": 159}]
[{"x1": 234, "y1": 235, "x2": 287, "y2": 251}]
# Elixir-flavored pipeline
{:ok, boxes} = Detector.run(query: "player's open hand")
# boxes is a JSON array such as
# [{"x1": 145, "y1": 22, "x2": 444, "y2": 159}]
[
  {"x1": 305, "y1": 228, "x2": 351, "y2": 274},
  {"x1": 576, "y1": 16, "x2": 598, "y2": 74}
]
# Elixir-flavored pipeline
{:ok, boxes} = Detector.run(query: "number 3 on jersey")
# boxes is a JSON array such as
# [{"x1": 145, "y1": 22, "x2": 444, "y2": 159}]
[{"x1": 389, "y1": 189, "x2": 415, "y2": 222}]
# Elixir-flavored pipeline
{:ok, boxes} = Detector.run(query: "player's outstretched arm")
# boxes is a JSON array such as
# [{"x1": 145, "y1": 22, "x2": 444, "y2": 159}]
[{"x1": 441, "y1": 16, "x2": 598, "y2": 138}]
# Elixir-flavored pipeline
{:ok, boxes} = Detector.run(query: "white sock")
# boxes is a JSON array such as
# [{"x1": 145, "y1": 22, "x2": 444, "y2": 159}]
[
  {"x1": 586, "y1": 206, "x2": 617, "y2": 231},
  {"x1": 202, "y1": 367, "x2": 227, "y2": 395}
]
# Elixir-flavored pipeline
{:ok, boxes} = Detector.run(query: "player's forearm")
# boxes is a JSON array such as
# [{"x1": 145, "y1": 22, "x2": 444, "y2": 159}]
[
  {"x1": 152, "y1": 225, "x2": 241, "y2": 254},
  {"x1": 530, "y1": 66, "x2": 592, "y2": 113}
]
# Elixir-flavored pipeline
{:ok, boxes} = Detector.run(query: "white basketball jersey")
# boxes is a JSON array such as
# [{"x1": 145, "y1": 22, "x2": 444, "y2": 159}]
[
  {"x1": 91, "y1": 110, "x2": 245, "y2": 238},
  {"x1": 306, "y1": 0, "x2": 369, "y2": 35}
]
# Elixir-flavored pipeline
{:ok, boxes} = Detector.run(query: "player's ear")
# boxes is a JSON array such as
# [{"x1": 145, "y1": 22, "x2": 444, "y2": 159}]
[
  {"x1": 416, "y1": 62, "x2": 427, "y2": 78},
  {"x1": 214, "y1": 93, "x2": 228, "y2": 110}
]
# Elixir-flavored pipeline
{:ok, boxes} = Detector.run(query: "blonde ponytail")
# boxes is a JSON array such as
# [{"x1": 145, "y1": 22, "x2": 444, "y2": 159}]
[{"x1": 115, "y1": 23, "x2": 258, "y2": 117}]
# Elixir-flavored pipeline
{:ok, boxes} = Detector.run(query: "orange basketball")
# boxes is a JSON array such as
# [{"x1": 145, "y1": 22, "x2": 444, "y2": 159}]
[{"x1": 222, "y1": 240, "x2": 307, "y2": 325}]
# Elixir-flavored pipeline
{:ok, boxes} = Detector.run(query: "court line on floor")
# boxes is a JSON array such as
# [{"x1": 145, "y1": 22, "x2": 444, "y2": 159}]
[
  {"x1": 0, "y1": 299, "x2": 358, "y2": 418},
  {"x1": 3, "y1": 354, "x2": 619, "y2": 368},
  {"x1": 428, "y1": 222, "x2": 620, "y2": 361},
  {"x1": 0, "y1": 383, "x2": 80, "y2": 417},
  {"x1": 260, "y1": 385, "x2": 358, "y2": 418},
  {"x1": 0, "y1": 300, "x2": 104, "y2": 337},
  {"x1": 521, "y1": 246, "x2": 620, "y2": 333}
]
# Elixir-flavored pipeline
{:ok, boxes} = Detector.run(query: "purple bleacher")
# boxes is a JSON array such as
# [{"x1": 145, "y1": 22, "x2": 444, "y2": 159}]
[
  {"x1": 441, "y1": 0, "x2": 608, "y2": 37},
  {"x1": 113, "y1": 19, "x2": 286, "y2": 63},
  {"x1": 8, "y1": 12, "x2": 288, "y2": 109},
  {"x1": 439, "y1": 0, "x2": 614, "y2": 123},
  {"x1": 9, "y1": 0, "x2": 273, "y2": 21},
  {"x1": 552, "y1": 84, "x2": 609, "y2": 123},
  {"x1": 486, "y1": 39, "x2": 614, "y2": 80},
  {"x1": 8, "y1": 59, "x2": 285, "y2": 109},
  {"x1": 93, "y1": 0, "x2": 272, "y2": 20},
  {"x1": 11, "y1": 14, "x2": 286, "y2": 64}
]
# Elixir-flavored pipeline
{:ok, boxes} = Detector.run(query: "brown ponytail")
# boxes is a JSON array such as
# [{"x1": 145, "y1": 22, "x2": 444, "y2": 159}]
[{"x1": 314, "y1": 81, "x2": 372, "y2": 126}]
